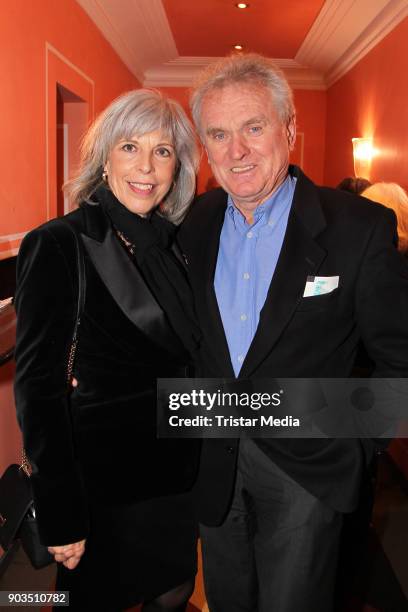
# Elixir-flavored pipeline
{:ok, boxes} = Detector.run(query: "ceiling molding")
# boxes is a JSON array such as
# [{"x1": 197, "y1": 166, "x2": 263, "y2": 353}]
[
  {"x1": 144, "y1": 57, "x2": 326, "y2": 89},
  {"x1": 325, "y1": 0, "x2": 408, "y2": 86},
  {"x1": 296, "y1": 0, "x2": 363, "y2": 69},
  {"x1": 76, "y1": 0, "x2": 407, "y2": 90},
  {"x1": 76, "y1": 0, "x2": 178, "y2": 83},
  {"x1": 296, "y1": 0, "x2": 408, "y2": 87}
]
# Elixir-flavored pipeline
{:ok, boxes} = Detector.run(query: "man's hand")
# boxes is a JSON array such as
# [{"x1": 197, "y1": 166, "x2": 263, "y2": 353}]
[{"x1": 48, "y1": 539, "x2": 86, "y2": 569}]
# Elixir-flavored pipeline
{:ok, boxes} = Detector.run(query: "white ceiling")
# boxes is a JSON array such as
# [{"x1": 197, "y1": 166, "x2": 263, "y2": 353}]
[{"x1": 76, "y1": 0, "x2": 408, "y2": 89}]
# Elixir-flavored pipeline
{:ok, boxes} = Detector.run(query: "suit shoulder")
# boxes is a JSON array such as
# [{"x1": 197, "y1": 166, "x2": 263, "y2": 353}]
[
  {"x1": 180, "y1": 188, "x2": 226, "y2": 236},
  {"x1": 318, "y1": 185, "x2": 395, "y2": 225},
  {"x1": 23, "y1": 207, "x2": 85, "y2": 239},
  {"x1": 18, "y1": 208, "x2": 86, "y2": 269},
  {"x1": 187, "y1": 189, "x2": 226, "y2": 219}
]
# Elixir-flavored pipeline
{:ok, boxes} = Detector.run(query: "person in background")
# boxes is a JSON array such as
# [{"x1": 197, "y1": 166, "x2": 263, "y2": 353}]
[
  {"x1": 14, "y1": 89, "x2": 201, "y2": 611},
  {"x1": 362, "y1": 181, "x2": 408, "y2": 254},
  {"x1": 337, "y1": 176, "x2": 371, "y2": 195},
  {"x1": 178, "y1": 53, "x2": 408, "y2": 612}
]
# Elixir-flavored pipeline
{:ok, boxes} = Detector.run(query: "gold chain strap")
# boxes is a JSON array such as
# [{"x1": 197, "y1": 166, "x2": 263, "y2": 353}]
[
  {"x1": 20, "y1": 448, "x2": 31, "y2": 478},
  {"x1": 66, "y1": 338, "x2": 78, "y2": 385}
]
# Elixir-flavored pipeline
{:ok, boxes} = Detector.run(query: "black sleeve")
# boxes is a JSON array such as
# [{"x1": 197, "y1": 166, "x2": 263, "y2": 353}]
[
  {"x1": 356, "y1": 208, "x2": 408, "y2": 376},
  {"x1": 14, "y1": 226, "x2": 89, "y2": 546}
]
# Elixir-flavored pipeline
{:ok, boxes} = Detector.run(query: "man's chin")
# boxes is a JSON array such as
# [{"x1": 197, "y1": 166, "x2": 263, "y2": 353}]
[{"x1": 230, "y1": 189, "x2": 266, "y2": 209}]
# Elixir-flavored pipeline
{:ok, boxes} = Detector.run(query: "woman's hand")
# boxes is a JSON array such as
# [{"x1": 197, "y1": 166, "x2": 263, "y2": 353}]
[{"x1": 48, "y1": 539, "x2": 86, "y2": 570}]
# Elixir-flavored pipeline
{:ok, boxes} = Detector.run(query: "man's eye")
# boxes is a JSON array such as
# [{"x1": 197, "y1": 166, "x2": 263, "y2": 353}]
[
  {"x1": 213, "y1": 132, "x2": 225, "y2": 141},
  {"x1": 122, "y1": 143, "x2": 136, "y2": 152},
  {"x1": 248, "y1": 125, "x2": 262, "y2": 134}
]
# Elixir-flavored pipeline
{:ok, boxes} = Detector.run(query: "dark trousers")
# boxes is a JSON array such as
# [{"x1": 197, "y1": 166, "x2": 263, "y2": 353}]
[{"x1": 200, "y1": 438, "x2": 343, "y2": 612}]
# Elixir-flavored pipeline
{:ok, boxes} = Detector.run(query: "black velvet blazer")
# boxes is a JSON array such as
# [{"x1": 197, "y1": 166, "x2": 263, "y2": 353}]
[{"x1": 14, "y1": 202, "x2": 200, "y2": 546}]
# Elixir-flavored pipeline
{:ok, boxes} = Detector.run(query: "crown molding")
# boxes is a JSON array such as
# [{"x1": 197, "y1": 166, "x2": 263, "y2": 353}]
[
  {"x1": 325, "y1": 0, "x2": 408, "y2": 87},
  {"x1": 296, "y1": 0, "x2": 362, "y2": 70},
  {"x1": 76, "y1": 0, "x2": 407, "y2": 91},
  {"x1": 76, "y1": 0, "x2": 178, "y2": 83},
  {"x1": 296, "y1": 0, "x2": 408, "y2": 87},
  {"x1": 143, "y1": 56, "x2": 326, "y2": 89}
]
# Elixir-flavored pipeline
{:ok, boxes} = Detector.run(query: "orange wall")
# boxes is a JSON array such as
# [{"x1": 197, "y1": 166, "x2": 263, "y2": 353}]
[
  {"x1": 324, "y1": 17, "x2": 408, "y2": 189},
  {"x1": 0, "y1": 362, "x2": 20, "y2": 475},
  {"x1": 0, "y1": 0, "x2": 139, "y2": 474},
  {"x1": 160, "y1": 86, "x2": 327, "y2": 192},
  {"x1": 0, "y1": 0, "x2": 139, "y2": 244}
]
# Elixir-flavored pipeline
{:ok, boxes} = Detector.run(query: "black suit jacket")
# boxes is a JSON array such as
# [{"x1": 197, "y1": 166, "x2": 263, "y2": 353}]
[
  {"x1": 178, "y1": 166, "x2": 408, "y2": 524},
  {"x1": 14, "y1": 202, "x2": 199, "y2": 546}
]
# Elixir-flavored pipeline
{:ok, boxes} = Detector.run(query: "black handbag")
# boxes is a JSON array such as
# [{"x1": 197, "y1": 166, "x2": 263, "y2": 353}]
[
  {"x1": 0, "y1": 456, "x2": 53, "y2": 569},
  {"x1": 0, "y1": 220, "x2": 86, "y2": 570}
]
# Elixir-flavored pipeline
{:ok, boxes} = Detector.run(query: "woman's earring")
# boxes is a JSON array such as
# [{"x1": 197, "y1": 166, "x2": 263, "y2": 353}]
[{"x1": 102, "y1": 170, "x2": 108, "y2": 182}]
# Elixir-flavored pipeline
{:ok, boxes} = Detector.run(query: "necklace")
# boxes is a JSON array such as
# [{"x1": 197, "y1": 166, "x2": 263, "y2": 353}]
[{"x1": 115, "y1": 228, "x2": 136, "y2": 256}]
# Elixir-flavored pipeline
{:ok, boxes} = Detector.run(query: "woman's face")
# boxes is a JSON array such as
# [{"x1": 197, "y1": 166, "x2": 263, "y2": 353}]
[{"x1": 104, "y1": 130, "x2": 177, "y2": 216}]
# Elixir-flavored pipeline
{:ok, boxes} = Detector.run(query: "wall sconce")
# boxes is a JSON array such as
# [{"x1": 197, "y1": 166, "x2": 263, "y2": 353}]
[{"x1": 352, "y1": 137, "x2": 374, "y2": 179}]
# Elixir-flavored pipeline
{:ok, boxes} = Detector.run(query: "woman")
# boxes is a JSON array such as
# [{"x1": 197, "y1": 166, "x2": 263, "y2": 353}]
[
  {"x1": 14, "y1": 89, "x2": 201, "y2": 611},
  {"x1": 362, "y1": 181, "x2": 408, "y2": 254}
]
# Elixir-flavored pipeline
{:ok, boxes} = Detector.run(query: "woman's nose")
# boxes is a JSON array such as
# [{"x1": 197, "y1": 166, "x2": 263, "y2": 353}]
[{"x1": 137, "y1": 151, "x2": 153, "y2": 173}]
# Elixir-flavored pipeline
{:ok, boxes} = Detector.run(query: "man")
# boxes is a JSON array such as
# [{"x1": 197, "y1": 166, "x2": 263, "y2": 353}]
[{"x1": 178, "y1": 54, "x2": 408, "y2": 612}]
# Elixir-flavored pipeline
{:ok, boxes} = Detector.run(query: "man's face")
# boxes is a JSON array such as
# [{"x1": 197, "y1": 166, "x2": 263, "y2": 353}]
[{"x1": 200, "y1": 83, "x2": 296, "y2": 220}]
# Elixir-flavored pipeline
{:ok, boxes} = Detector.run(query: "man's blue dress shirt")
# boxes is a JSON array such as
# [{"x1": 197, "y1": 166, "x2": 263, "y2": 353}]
[{"x1": 214, "y1": 174, "x2": 296, "y2": 376}]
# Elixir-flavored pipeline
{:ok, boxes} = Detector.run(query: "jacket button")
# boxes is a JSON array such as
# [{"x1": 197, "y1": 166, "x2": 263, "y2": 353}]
[{"x1": 225, "y1": 446, "x2": 235, "y2": 454}]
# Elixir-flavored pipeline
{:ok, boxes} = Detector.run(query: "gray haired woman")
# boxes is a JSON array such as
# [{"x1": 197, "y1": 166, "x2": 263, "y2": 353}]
[{"x1": 14, "y1": 89, "x2": 201, "y2": 611}]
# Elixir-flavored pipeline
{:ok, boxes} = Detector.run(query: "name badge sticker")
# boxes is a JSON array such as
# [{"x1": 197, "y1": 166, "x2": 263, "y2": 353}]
[{"x1": 303, "y1": 275, "x2": 339, "y2": 297}]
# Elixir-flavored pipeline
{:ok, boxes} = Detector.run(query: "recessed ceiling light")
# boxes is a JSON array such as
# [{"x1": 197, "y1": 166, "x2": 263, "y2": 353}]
[
  {"x1": 235, "y1": 3, "x2": 249, "y2": 8},
  {"x1": 234, "y1": 44, "x2": 243, "y2": 50}
]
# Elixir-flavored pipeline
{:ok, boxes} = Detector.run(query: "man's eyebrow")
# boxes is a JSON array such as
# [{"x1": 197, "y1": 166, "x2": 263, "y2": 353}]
[
  {"x1": 206, "y1": 126, "x2": 225, "y2": 136},
  {"x1": 242, "y1": 116, "x2": 267, "y2": 126}
]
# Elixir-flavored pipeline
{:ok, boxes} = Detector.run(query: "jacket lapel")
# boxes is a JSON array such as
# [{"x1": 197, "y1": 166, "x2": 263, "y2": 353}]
[
  {"x1": 191, "y1": 191, "x2": 235, "y2": 376},
  {"x1": 239, "y1": 168, "x2": 327, "y2": 378},
  {"x1": 81, "y1": 204, "x2": 185, "y2": 354}
]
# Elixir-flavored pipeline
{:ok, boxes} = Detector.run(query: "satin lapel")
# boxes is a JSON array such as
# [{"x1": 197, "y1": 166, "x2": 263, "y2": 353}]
[
  {"x1": 81, "y1": 228, "x2": 184, "y2": 353},
  {"x1": 240, "y1": 169, "x2": 327, "y2": 378}
]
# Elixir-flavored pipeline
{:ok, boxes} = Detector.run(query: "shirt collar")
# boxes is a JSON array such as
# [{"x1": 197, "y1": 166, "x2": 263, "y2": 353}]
[{"x1": 227, "y1": 173, "x2": 296, "y2": 228}]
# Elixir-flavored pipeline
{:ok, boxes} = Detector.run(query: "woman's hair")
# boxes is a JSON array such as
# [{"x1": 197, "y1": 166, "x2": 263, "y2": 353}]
[
  {"x1": 64, "y1": 89, "x2": 199, "y2": 224},
  {"x1": 190, "y1": 53, "x2": 295, "y2": 136},
  {"x1": 336, "y1": 176, "x2": 371, "y2": 195},
  {"x1": 362, "y1": 182, "x2": 408, "y2": 253}
]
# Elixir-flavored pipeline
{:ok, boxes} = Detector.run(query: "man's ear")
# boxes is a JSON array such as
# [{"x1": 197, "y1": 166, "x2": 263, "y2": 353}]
[{"x1": 287, "y1": 114, "x2": 296, "y2": 151}]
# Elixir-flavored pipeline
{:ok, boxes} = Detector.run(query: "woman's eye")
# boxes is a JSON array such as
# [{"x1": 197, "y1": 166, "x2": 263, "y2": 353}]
[
  {"x1": 122, "y1": 143, "x2": 136, "y2": 152},
  {"x1": 156, "y1": 147, "x2": 172, "y2": 157}
]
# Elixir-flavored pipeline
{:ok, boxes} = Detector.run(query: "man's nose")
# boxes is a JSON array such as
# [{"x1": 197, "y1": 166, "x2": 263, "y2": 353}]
[{"x1": 229, "y1": 134, "x2": 250, "y2": 159}]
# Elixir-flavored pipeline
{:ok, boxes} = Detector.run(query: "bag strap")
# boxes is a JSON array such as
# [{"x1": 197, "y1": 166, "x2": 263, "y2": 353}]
[{"x1": 61, "y1": 220, "x2": 86, "y2": 385}]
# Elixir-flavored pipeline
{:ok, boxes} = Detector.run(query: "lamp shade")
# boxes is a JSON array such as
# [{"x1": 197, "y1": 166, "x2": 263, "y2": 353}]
[{"x1": 352, "y1": 137, "x2": 374, "y2": 179}]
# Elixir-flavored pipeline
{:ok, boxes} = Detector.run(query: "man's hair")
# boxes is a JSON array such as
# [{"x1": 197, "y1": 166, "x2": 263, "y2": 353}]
[
  {"x1": 362, "y1": 182, "x2": 408, "y2": 253},
  {"x1": 190, "y1": 53, "x2": 295, "y2": 136},
  {"x1": 64, "y1": 89, "x2": 199, "y2": 225}
]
